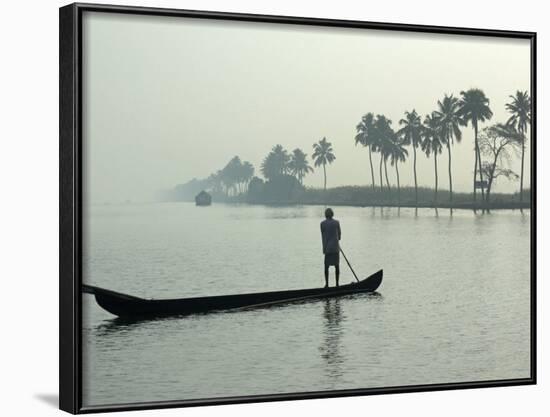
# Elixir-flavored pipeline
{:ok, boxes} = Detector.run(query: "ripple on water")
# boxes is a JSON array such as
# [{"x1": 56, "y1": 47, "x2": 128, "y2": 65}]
[{"x1": 81, "y1": 204, "x2": 531, "y2": 406}]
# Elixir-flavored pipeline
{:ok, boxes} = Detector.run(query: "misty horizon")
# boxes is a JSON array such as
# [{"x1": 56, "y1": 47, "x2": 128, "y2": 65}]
[{"x1": 82, "y1": 12, "x2": 531, "y2": 204}]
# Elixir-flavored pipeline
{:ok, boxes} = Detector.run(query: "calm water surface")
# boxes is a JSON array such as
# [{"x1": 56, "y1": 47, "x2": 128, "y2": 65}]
[{"x1": 82, "y1": 203, "x2": 531, "y2": 406}]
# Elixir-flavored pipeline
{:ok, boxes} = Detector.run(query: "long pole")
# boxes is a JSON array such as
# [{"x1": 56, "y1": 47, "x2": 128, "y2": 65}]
[{"x1": 339, "y1": 247, "x2": 360, "y2": 282}]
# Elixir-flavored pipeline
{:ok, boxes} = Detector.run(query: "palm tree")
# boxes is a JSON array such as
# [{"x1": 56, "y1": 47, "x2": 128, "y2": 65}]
[
  {"x1": 434, "y1": 94, "x2": 464, "y2": 203},
  {"x1": 389, "y1": 138, "x2": 408, "y2": 204},
  {"x1": 398, "y1": 110, "x2": 423, "y2": 205},
  {"x1": 312, "y1": 137, "x2": 336, "y2": 192},
  {"x1": 260, "y1": 152, "x2": 278, "y2": 180},
  {"x1": 208, "y1": 170, "x2": 224, "y2": 195},
  {"x1": 373, "y1": 115, "x2": 395, "y2": 193},
  {"x1": 355, "y1": 113, "x2": 376, "y2": 190},
  {"x1": 261, "y1": 144, "x2": 290, "y2": 180},
  {"x1": 459, "y1": 88, "x2": 493, "y2": 204},
  {"x1": 241, "y1": 161, "x2": 255, "y2": 192},
  {"x1": 506, "y1": 90, "x2": 531, "y2": 203},
  {"x1": 422, "y1": 113, "x2": 444, "y2": 203},
  {"x1": 288, "y1": 148, "x2": 313, "y2": 185},
  {"x1": 271, "y1": 144, "x2": 290, "y2": 175},
  {"x1": 379, "y1": 136, "x2": 393, "y2": 193},
  {"x1": 222, "y1": 156, "x2": 243, "y2": 195}
]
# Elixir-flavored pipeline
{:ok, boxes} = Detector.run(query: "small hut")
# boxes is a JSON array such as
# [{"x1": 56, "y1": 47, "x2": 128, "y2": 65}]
[{"x1": 195, "y1": 190, "x2": 212, "y2": 206}]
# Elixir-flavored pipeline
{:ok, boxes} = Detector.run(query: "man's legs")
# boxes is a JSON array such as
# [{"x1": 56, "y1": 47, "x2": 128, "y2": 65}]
[
  {"x1": 335, "y1": 264, "x2": 340, "y2": 287},
  {"x1": 324, "y1": 264, "x2": 329, "y2": 288}
]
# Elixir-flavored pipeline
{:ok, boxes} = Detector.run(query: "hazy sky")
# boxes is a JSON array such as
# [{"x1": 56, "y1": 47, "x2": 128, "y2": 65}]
[{"x1": 83, "y1": 12, "x2": 531, "y2": 204}]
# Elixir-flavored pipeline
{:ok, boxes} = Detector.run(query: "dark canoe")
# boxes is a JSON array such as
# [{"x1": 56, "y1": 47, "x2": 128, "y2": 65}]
[{"x1": 83, "y1": 269, "x2": 383, "y2": 319}]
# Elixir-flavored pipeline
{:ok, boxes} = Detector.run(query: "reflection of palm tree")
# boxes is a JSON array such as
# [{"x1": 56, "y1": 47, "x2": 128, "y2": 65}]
[
  {"x1": 312, "y1": 138, "x2": 336, "y2": 192},
  {"x1": 506, "y1": 91, "x2": 531, "y2": 203},
  {"x1": 398, "y1": 110, "x2": 422, "y2": 205},
  {"x1": 434, "y1": 94, "x2": 464, "y2": 203},
  {"x1": 288, "y1": 148, "x2": 313, "y2": 185},
  {"x1": 422, "y1": 113, "x2": 443, "y2": 203},
  {"x1": 355, "y1": 113, "x2": 376, "y2": 190},
  {"x1": 459, "y1": 88, "x2": 493, "y2": 203}
]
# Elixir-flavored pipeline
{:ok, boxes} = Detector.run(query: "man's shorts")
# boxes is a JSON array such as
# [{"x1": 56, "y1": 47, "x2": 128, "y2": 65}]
[{"x1": 324, "y1": 252, "x2": 340, "y2": 266}]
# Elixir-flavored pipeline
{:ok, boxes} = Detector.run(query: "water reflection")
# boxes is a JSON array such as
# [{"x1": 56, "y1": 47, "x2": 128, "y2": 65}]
[
  {"x1": 92, "y1": 292, "x2": 380, "y2": 338},
  {"x1": 82, "y1": 203, "x2": 530, "y2": 405},
  {"x1": 94, "y1": 316, "x2": 157, "y2": 336},
  {"x1": 369, "y1": 207, "x2": 376, "y2": 219},
  {"x1": 319, "y1": 299, "x2": 344, "y2": 380},
  {"x1": 520, "y1": 210, "x2": 529, "y2": 227}
]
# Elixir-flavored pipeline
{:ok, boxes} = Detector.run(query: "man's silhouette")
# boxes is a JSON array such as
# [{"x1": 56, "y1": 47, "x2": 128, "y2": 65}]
[{"x1": 320, "y1": 208, "x2": 341, "y2": 288}]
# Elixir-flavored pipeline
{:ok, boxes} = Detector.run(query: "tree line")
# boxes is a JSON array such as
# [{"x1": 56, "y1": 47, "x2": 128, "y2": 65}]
[
  {"x1": 207, "y1": 156, "x2": 255, "y2": 197},
  {"x1": 173, "y1": 89, "x2": 530, "y2": 207},
  {"x1": 354, "y1": 89, "x2": 531, "y2": 205},
  {"x1": 259, "y1": 143, "x2": 337, "y2": 186}
]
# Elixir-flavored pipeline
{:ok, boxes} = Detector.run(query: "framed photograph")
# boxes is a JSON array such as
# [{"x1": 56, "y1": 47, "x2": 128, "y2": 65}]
[{"x1": 59, "y1": 3, "x2": 536, "y2": 414}]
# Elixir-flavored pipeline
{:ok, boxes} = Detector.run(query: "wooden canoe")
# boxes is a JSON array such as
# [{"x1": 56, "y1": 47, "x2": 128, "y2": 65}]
[{"x1": 83, "y1": 269, "x2": 383, "y2": 319}]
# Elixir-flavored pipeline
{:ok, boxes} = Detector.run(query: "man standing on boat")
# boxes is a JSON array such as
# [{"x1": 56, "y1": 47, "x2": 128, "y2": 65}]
[{"x1": 320, "y1": 208, "x2": 341, "y2": 288}]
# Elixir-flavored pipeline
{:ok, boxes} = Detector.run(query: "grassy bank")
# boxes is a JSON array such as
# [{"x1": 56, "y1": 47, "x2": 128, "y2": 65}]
[
  {"x1": 300, "y1": 186, "x2": 530, "y2": 209},
  {"x1": 239, "y1": 185, "x2": 531, "y2": 210},
  {"x1": 168, "y1": 181, "x2": 531, "y2": 210}
]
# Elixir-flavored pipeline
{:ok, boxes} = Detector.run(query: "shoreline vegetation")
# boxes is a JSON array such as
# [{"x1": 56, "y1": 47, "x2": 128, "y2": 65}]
[
  {"x1": 165, "y1": 89, "x2": 531, "y2": 211},
  {"x1": 164, "y1": 182, "x2": 530, "y2": 210}
]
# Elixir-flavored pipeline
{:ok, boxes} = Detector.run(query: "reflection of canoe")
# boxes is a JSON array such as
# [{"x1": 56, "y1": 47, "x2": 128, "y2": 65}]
[{"x1": 83, "y1": 270, "x2": 383, "y2": 319}]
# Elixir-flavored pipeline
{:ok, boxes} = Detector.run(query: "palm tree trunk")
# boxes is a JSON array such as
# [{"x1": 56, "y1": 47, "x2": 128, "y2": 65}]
[
  {"x1": 486, "y1": 152, "x2": 499, "y2": 204},
  {"x1": 475, "y1": 123, "x2": 485, "y2": 203},
  {"x1": 447, "y1": 141, "x2": 453, "y2": 203},
  {"x1": 473, "y1": 134, "x2": 478, "y2": 203},
  {"x1": 323, "y1": 163, "x2": 327, "y2": 192},
  {"x1": 520, "y1": 134, "x2": 525, "y2": 203},
  {"x1": 368, "y1": 145, "x2": 375, "y2": 191},
  {"x1": 396, "y1": 163, "x2": 401, "y2": 205},
  {"x1": 384, "y1": 158, "x2": 390, "y2": 193},
  {"x1": 477, "y1": 149, "x2": 485, "y2": 203},
  {"x1": 379, "y1": 154, "x2": 384, "y2": 193},
  {"x1": 413, "y1": 146, "x2": 418, "y2": 206},
  {"x1": 434, "y1": 153, "x2": 438, "y2": 204},
  {"x1": 486, "y1": 177, "x2": 492, "y2": 205}
]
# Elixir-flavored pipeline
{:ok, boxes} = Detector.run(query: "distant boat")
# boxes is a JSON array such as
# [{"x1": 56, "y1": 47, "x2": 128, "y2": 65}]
[
  {"x1": 195, "y1": 190, "x2": 212, "y2": 206},
  {"x1": 82, "y1": 270, "x2": 383, "y2": 319}
]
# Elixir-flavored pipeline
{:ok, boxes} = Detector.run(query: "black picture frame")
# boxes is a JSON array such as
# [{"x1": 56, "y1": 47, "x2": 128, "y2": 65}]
[{"x1": 59, "y1": 3, "x2": 537, "y2": 414}]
